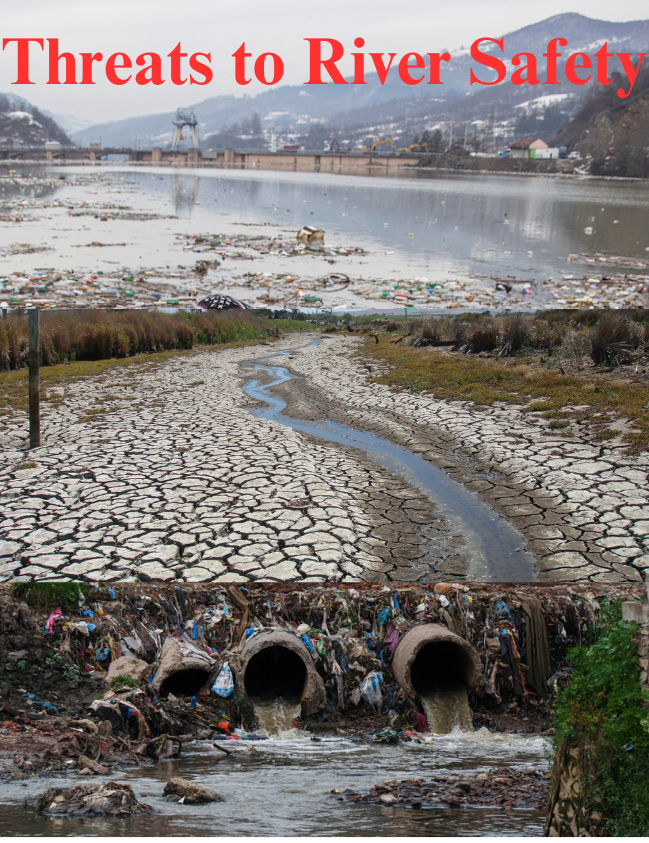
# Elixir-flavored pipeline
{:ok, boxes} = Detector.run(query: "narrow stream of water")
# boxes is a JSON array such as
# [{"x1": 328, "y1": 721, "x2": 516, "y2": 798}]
[
  {"x1": 0, "y1": 731, "x2": 548, "y2": 836},
  {"x1": 241, "y1": 347, "x2": 536, "y2": 582}
]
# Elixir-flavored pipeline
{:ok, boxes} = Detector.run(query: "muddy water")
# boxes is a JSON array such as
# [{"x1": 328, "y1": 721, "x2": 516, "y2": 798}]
[
  {"x1": 0, "y1": 731, "x2": 548, "y2": 836},
  {"x1": 241, "y1": 346, "x2": 536, "y2": 581},
  {"x1": 420, "y1": 691, "x2": 473, "y2": 735},
  {"x1": 252, "y1": 697, "x2": 302, "y2": 735}
]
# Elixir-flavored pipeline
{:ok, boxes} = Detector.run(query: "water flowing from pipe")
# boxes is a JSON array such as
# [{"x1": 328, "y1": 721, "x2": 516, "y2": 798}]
[
  {"x1": 252, "y1": 697, "x2": 302, "y2": 736},
  {"x1": 420, "y1": 690, "x2": 473, "y2": 735}
]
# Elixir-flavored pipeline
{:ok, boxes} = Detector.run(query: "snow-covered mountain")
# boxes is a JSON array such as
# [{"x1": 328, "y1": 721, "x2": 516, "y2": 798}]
[
  {"x1": 70, "y1": 13, "x2": 649, "y2": 148},
  {"x1": 0, "y1": 93, "x2": 71, "y2": 146}
]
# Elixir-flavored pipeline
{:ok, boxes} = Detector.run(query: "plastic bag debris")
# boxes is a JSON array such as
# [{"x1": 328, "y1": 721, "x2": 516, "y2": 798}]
[
  {"x1": 360, "y1": 671, "x2": 383, "y2": 708},
  {"x1": 211, "y1": 661, "x2": 234, "y2": 698}
]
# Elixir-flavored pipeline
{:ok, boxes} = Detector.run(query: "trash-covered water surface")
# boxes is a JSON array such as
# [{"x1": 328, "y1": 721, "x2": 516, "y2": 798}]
[
  {"x1": 0, "y1": 164, "x2": 647, "y2": 312},
  {"x1": 0, "y1": 730, "x2": 549, "y2": 836}
]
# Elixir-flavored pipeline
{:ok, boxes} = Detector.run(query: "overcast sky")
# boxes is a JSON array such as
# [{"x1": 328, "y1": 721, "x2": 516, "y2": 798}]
[{"x1": 1, "y1": 0, "x2": 647, "y2": 125}]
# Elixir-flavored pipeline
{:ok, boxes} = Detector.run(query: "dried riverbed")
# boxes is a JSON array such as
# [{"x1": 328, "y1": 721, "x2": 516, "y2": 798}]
[{"x1": 0, "y1": 333, "x2": 647, "y2": 583}]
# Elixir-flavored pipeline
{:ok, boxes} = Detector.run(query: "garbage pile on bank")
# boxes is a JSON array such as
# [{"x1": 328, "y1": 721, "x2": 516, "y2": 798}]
[
  {"x1": 0, "y1": 581, "x2": 641, "y2": 779},
  {"x1": 0, "y1": 266, "x2": 205, "y2": 311}
]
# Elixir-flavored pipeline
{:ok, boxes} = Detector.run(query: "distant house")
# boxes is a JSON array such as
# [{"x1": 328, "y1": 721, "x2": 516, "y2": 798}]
[{"x1": 507, "y1": 138, "x2": 559, "y2": 159}]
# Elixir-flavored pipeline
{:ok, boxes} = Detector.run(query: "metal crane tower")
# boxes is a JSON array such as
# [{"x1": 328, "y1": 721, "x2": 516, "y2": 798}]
[{"x1": 171, "y1": 109, "x2": 200, "y2": 150}]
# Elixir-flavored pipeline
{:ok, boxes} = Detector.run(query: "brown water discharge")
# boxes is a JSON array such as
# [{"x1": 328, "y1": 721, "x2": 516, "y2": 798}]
[
  {"x1": 420, "y1": 690, "x2": 473, "y2": 735},
  {"x1": 392, "y1": 625, "x2": 481, "y2": 735},
  {"x1": 251, "y1": 697, "x2": 302, "y2": 735}
]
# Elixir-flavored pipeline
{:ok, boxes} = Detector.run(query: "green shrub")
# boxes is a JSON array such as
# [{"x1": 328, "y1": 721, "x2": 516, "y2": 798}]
[
  {"x1": 552, "y1": 602, "x2": 649, "y2": 835},
  {"x1": 110, "y1": 674, "x2": 138, "y2": 691},
  {"x1": 11, "y1": 581, "x2": 92, "y2": 611},
  {"x1": 62, "y1": 663, "x2": 82, "y2": 687}
]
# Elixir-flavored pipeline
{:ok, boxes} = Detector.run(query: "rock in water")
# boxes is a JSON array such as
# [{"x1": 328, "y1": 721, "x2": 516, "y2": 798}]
[
  {"x1": 163, "y1": 777, "x2": 224, "y2": 804},
  {"x1": 77, "y1": 755, "x2": 110, "y2": 775},
  {"x1": 36, "y1": 781, "x2": 153, "y2": 817}
]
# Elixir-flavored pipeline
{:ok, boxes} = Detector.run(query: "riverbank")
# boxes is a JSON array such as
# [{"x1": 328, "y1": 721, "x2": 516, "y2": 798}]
[
  {"x1": 271, "y1": 333, "x2": 649, "y2": 583},
  {"x1": 1, "y1": 580, "x2": 639, "y2": 771},
  {"x1": 1, "y1": 580, "x2": 645, "y2": 835}
]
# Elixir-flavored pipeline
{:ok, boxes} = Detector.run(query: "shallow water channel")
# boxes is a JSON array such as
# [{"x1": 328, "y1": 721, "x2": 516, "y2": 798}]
[
  {"x1": 241, "y1": 346, "x2": 536, "y2": 582},
  {"x1": 0, "y1": 731, "x2": 548, "y2": 836}
]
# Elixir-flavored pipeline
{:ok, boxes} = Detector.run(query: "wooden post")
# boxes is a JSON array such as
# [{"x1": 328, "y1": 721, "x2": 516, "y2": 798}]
[{"x1": 28, "y1": 308, "x2": 40, "y2": 449}]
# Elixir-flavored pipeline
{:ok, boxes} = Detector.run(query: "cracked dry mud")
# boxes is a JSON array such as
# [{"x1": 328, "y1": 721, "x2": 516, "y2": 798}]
[{"x1": 0, "y1": 333, "x2": 647, "y2": 585}]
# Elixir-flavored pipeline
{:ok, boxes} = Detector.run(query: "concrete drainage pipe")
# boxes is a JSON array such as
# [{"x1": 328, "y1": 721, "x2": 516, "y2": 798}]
[
  {"x1": 240, "y1": 630, "x2": 326, "y2": 716},
  {"x1": 151, "y1": 637, "x2": 214, "y2": 698},
  {"x1": 392, "y1": 624, "x2": 481, "y2": 699}
]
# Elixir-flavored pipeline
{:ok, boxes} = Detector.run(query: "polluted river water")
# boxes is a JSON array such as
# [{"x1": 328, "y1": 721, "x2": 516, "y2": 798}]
[
  {"x1": 2, "y1": 164, "x2": 649, "y2": 310},
  {"x1": 241, "y1": 343, "x2": 536, "y2": 582},
  {"x1": 0, "y1": 731, "x2": 549, "y2": 836}
]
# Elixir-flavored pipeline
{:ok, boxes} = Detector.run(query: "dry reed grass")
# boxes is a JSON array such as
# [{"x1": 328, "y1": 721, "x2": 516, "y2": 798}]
[{"x1": 0, "y1": 310, "x2": 274, "y2": 372}]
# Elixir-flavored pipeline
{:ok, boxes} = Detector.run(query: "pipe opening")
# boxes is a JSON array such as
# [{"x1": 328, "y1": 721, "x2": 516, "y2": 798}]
[
  {"x1": 159, "y1": 667, "x2": 210, "y2": 698},
  {"x1": 410, "y1": 641, "x2": 474, "y2": 734},
  {"x1": 410, "y1": 641, "x2": 474, "y2": 696},
  {"x1": 244, "y1": 645, "x2": 308, "y2": 701}
]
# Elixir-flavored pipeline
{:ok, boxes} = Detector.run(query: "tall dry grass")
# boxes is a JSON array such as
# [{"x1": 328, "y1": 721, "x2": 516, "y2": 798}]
[
  {"x1": 393, "y1": 310, "x2": 649, "y2": 364},
  {"x1": 500, "y1": 315, "x2": 531, "y2": 356},
  {"x1": 590, "y1": 313, "x2": 639, "y2": 366},
  {"x1": 0, "y1": 310, "x2": 271, "y2": 371}
]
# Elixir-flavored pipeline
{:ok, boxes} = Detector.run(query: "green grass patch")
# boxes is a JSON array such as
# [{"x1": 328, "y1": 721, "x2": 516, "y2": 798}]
[
  {"x1": 13, "y1": 460, "x2": 36, "y2": 470},
  {"x1": 360, "y1": 335, "x2": 649, "y2": 452},
  {"x1": 11, "y1": 581, "x2": 92, "y2": 611},
  {"x1": 552, "y1": 602, "x2": 649, "y2": 835},
  {"x1": 110, "y1": 674, "x2": 139, "y2": 691}
]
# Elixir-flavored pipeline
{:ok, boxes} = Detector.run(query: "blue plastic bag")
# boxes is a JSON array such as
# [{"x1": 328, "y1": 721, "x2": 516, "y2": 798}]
[{"x1": 211, "y1": 661, "x2": 234, "y2": 697}]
